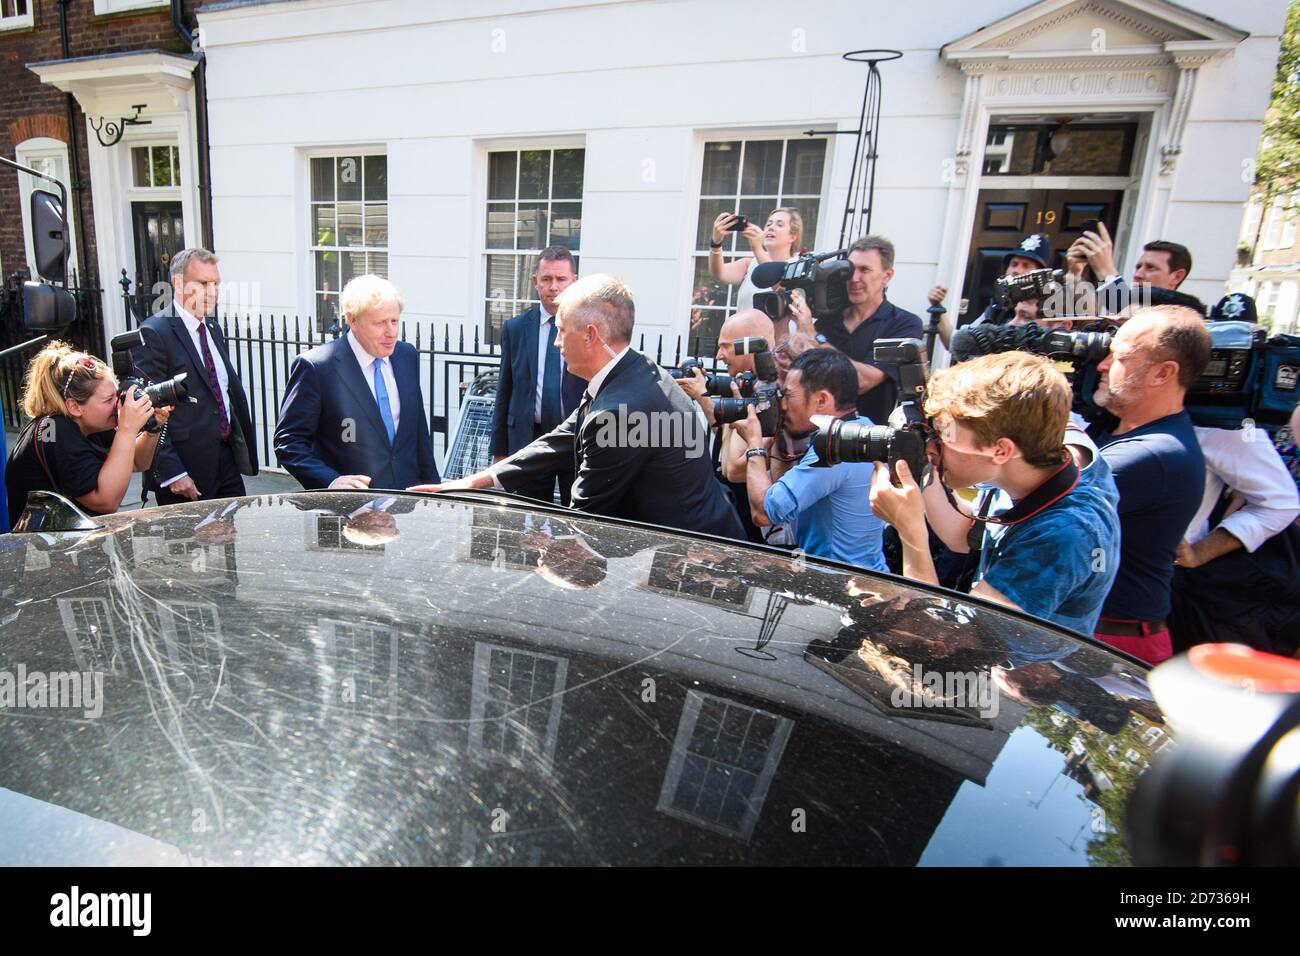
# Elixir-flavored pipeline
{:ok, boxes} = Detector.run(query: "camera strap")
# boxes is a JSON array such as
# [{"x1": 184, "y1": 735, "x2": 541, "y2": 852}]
[
  {"x1": 953, "y1": 455, "x2": 1079, "y2": 591},
  {"x1": 31, "y1": 417, "x2": 63, "y2": 496}
]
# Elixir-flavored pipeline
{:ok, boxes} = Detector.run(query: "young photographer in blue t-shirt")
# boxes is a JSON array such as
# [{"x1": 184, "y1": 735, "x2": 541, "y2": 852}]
[{"x1": 869, "y1": 352, "x2": 1121, "y2": 636}]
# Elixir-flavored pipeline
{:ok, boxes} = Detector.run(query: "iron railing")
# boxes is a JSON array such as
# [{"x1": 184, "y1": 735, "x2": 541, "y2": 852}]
[{"x1": 2, "y1": 273, "x2": 724, "y2": 473}]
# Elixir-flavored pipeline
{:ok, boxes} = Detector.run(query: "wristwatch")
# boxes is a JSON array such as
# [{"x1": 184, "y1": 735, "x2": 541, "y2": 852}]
[
  {"x1": 815, "y1": 333, "x2": 828, "y2": 345},
  {"x1": 745, "y1": 448, "x2": 769, "y2": 461},
  {"x1": 709, "y1": 240, "x2": 723, "y2": 250}
]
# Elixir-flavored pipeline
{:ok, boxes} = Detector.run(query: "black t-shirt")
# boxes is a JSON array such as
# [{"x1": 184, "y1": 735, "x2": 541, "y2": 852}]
[
  {"x1": 815, "y1": 297, "x2": 924, "y2": 425},
  {"x1": 5, "y1": 415, "x2": 114, "y2": 526},
  {"x1": 1090, "y1": 411, "x2": 1206, "y2": 622}
]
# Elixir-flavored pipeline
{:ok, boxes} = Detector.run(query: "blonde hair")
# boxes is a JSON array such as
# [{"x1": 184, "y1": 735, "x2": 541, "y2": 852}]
[
  {"x1": 925, "y1": 352, "x2": 1070, "y2": 468},
  {"x1": 21, "y1": 341, "x2": 112, "y2": 419},
  {"x1": 341, "y1": 274, "x2": 405, "y2": 322},
  {"x1": 770, "y1": 207, "x2": 804, "y2": 256}
]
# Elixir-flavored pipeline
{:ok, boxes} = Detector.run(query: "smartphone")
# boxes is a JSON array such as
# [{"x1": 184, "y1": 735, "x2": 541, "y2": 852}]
[
  {"x1": 1077, "y1": 219, "x2": 1101, "y2": 284},
  {"x1": 727, "y1": 215, "x2": 749, "y2": 232}
]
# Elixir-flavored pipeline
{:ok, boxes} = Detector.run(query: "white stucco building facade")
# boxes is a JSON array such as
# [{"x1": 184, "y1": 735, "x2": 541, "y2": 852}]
[
  {"x1": 188, "y1": 0, "x2": 1285, "y2": 343},
  {"x1": 28, "y1": 0, "x2": 1263, "y2": 466}
]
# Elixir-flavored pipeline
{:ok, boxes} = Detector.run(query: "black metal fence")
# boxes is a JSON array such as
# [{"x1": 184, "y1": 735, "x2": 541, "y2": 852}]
[{"x1": 2, "y1": 273, "x2": 724, "y2": 474}]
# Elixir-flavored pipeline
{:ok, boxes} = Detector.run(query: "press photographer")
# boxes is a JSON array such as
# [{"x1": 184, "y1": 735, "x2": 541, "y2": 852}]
[
  {"x1": 927, "y1": 232, "x2": 1055, "y2": 348},
  {"x1": 733, "y1": 348, "x2": 887, "y2": 570},
  {"x1": 866, "y1": 351, "x2": 1121, "y2": 635},
  {"x1": 6, "y1": 342, "x2": 174, "y2": 527},
  {"x1": 674, "y1": 309, "x2": 774, "y2": 541},
  {"x1": 763, "y1": 236, "x2": 924, "y2": 426}
]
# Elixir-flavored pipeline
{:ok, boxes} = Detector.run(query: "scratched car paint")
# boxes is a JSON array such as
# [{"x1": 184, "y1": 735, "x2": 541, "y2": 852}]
[{"x1": 0, "y1": 491, "x2": 1165, "y2": 865}]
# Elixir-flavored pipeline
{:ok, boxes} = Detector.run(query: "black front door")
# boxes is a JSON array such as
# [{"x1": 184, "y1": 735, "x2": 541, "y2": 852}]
[
  {"x1": 961, "y1": 188, "x2": 1124, "y2": 321},
  {"x1": 131, "y1": 201, "x2": 185, "y2": 294}
]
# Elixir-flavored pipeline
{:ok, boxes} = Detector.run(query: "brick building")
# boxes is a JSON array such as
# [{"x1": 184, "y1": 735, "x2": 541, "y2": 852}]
[{"x1": 1, "y1": 0, "x2": 205, "y2": 302}]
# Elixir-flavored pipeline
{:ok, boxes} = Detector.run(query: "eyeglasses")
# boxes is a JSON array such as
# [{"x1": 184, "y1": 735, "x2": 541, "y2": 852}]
[{"x1": 61, "y1": 356, "x2": 98, "y2": 399}]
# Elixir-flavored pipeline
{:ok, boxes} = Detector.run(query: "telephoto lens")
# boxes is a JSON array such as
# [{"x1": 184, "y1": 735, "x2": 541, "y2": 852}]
[
  {"x1": 713, "y1": 390, "x2": 781, "y2": 436},
  {"x1": 143, "y1": 372, "x2": 189, "y2": 408},
  {"x1": 810, "y1": 416, "x2": 930, "y2": 484}
]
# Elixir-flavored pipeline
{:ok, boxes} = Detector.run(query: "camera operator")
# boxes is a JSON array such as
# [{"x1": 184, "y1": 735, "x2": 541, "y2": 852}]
[
  {"x1": 708, "y1": 208, "x2": 802, "y2": 311},
  {"x1": 733, "y1": 348, "x2": 887, "y2": 571},
  {"x1": 1066, "y1": 224, "x2": 1192, "y2": 315},
  {"x1": 6, "y1": 342, "x2": 172, "y2": 527},
  {"x1": 868, "y1": 352, "x2": 1121, "y2": 635},
  {"x1": 927, "y1": 232, "x2": 1053, "y2": 348},
  {"x1": 675, "y1": 308, "x2": 775, "y2": 542},
  {"x1": 1086, "y1": 305, "x2": 1211, "y2": 663},
  {"x1": 793, "y1": 235, "x2": 923, "y2": 426}
]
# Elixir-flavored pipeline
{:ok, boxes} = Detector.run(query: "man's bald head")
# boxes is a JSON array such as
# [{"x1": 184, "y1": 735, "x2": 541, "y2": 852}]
[
  {"x1": 1122, "y1": 306, "x2": 1211, "y2": 389},
  {"x1": 721, "y1": 309, "x2": 775, "y2": 342},
  {"x1": 716, "y1": 309, "x2": 775, "y2": 374}
]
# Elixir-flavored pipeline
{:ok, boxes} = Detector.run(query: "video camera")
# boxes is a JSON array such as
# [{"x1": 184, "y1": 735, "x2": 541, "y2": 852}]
[
  {"x1": 710, "y1": 337, "x2": 782, "y2": 437},
  {"x1": 669, "y1": 357, "x2": 756, "y2": 398},
  {"x1": 109, "y1": 330, "x2": 191, "y2": 431},
  {"x1": 750, "y1": 250, "x2": 853, "y2": 321},
  {"x1": 1186, "y1": 321, "x2": 1300, "y2": 430},
  {"x1": 810, "y1": 337, "x2": 933, "y2": 483},
  {"x1": 949, "y1": 320, "x2": 1114, "y2": 417},
  {"x1": 993, "y1": 268, "x2": 1064, "y2": 313}
]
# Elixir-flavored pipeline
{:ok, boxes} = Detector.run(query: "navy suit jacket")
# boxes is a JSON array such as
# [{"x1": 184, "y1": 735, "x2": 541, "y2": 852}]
[
  {"x1": 494, "y1": 350, "x2": 745, "y2": 540},
  {"x1": 274, "y1": 333, "x2": 439, "y2": 490},
  {"x1": 134, "y1": 305, "x2": 258, "y2": 496},
  {"x1": 489, "y1": 305, "x2": 586, "y2": 457}
]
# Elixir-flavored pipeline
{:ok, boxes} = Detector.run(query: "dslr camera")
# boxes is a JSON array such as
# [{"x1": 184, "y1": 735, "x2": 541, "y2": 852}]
[
  {"x1": 810, "y1": 338, "x2": 933, "y2": 483},
  {"x1": 752, "y1": 250, "x2": 853, "y2": 321},
  {"x1": 711, "y1": 338, "x2": 782, "y2": 437},
  {"x1": 110, "y1": 330, "x2": 190, "y2": 431},
  {"x1": 670, "y1": 357, "x2": 756, "y2": 398}
]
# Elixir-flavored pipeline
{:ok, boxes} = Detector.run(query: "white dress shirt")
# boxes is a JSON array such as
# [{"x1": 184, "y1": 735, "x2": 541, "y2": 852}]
[
  {"x1": 584, "y1": 345, "x2": 631, "y2": 400},
  {"x1": 175, "y1": 302, "x2": 232, "y2": 420},
  {"x1": 346, "y1": 330, "x2": 401, "y2": 432},
  {"x1": 162, "y1": 303, "x2": 235, "y2": 488},
  {"x1": 1187, "y1": 425, "x2": 1300, "y2": 552},
  {"x1": 534, "y1": 305, "x2": 556, "y2": 424}
]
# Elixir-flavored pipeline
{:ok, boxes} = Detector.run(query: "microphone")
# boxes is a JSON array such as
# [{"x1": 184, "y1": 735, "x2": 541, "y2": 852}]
[{"x1": 750, "y1": 261, "x2": 789, "y2": 290}]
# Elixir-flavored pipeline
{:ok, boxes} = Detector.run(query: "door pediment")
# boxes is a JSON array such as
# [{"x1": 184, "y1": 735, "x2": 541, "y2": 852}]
[{"x1": 942, "y1": 0, "x2": 1246, "y2": 72}]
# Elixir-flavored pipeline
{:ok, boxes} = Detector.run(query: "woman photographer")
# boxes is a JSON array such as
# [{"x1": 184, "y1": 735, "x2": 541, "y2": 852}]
[
  {"x1": 5, "y1": 342, "x2": 170, "y2": 527},
  {"x1": 708, "y1": 207, "x2": 803, "y2": 311}
]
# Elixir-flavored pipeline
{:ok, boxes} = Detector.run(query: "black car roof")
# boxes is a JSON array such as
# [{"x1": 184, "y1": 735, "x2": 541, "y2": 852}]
[{"x1": 0, "y1": 491, "x2": 1164, "y2": 865}]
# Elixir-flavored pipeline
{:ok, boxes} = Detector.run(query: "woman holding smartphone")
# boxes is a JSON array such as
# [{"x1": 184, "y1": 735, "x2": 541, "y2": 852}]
[
  {"x1": 5, "y1": 342, "x2": 171, "y2": 527},
  {"x1": 708, "y1": 207, "x2": 804, "y2": 311}
]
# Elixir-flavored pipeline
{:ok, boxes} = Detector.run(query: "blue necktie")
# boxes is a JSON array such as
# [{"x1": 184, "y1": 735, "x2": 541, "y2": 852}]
[
  {"x1": 541, "y1": 317, "x2": 562, "y2": 429},
  {"x1": 373, "y1": 358, "x2": 396, "y2": 444}
]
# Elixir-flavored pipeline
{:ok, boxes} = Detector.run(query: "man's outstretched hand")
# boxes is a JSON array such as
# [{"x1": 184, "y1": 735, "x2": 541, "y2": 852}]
[{"x1": 407, "y1": 473, "x2": 492, "y2": 494}]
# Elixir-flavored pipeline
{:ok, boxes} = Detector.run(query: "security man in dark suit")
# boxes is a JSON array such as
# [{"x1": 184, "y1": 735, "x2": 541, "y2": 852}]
[
  {"x1": 411, "y1": 273, "x2": 744, "y2": 540},
  {"x1": 488, "y1": 246, "x2": 586, "y2": 504},
  {"x1": 274, "y1": 274, "x2": 439, "y2": 491},
  {"x1": 134, "y1": 248, "x2": 258, "y2": 505}
]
